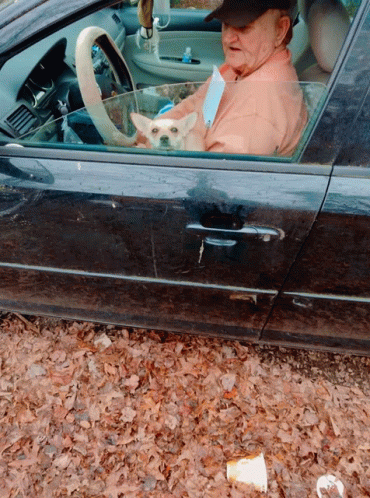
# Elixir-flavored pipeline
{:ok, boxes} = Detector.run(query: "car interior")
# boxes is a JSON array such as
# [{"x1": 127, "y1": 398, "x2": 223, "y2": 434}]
[{"x1": 0, "y1": 0, "x2": 361, "y2": 161}]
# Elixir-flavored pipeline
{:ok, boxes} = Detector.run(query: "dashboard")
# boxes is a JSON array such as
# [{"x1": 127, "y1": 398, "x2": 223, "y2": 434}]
[{"x1": 0, "y1": 6, "x2": 126, "y2": 139}]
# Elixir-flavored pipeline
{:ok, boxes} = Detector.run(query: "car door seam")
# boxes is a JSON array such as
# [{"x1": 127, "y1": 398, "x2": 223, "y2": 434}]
[{"x1": 259, "y1": 166, "x2": 335, "y2": 340}]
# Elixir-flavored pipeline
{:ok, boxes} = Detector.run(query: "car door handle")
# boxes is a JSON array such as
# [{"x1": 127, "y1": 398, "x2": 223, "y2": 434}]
[{"x1": 186, "y1": 223, "x2": 284, "y2": 247}]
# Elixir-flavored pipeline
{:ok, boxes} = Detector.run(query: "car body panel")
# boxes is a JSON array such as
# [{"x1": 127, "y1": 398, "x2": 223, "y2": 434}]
[
  {"x1": 263, "y1": 171, "x2": 370, "y2": 352},
  {"x1": 0, "y1": 152, "x2": 329, "y2": 338}
]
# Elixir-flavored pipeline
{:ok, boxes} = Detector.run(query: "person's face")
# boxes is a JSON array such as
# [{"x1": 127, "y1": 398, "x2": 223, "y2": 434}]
[{"x1": 221, "y1": 9, "x2": 289, "y2": 77}]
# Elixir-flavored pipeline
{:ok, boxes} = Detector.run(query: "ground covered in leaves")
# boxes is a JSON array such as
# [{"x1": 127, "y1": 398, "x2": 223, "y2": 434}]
[{"x1": 1, "y1": 314, "x2": 370, "y2": 497}]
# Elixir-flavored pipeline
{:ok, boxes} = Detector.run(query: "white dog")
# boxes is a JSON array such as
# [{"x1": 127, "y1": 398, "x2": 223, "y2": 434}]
[{"x1": 130, "y1": 112, "x2": 203, "y2": 151}]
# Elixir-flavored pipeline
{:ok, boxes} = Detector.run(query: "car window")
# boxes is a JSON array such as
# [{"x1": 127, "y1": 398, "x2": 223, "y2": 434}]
[
  {"x1": 0, "y1": 0, "x2": 365, "y2": 166},
  {"x1": 329, "y1": 7, "x2": 370, "y2": 167},
  {"x1": 17, "y1": 81, "x2": 327, "y2": 162}
]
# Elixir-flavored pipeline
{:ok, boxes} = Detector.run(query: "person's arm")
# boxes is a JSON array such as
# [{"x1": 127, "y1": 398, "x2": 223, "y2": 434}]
[
  {"x1": 162, "y1": 82, "x2": 208, "y2": 121},
  {"x1": 206, "y1": 114, "x2": 284, "y2": 155}
]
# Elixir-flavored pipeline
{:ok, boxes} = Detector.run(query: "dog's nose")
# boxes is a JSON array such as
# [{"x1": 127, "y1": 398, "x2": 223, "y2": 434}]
[{"x1": 160, "y1": 135, "x2": 170, "y2": 146}]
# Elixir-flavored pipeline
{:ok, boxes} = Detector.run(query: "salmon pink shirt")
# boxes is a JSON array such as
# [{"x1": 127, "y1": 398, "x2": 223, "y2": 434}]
[{"x1": 163, "y1": 49, "x2": 307, "y2": 156}]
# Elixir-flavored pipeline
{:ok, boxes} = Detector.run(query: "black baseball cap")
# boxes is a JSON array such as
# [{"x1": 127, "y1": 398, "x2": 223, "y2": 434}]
[{"x1": 204, "y1": 0, "x2": 292, "y2": 27}]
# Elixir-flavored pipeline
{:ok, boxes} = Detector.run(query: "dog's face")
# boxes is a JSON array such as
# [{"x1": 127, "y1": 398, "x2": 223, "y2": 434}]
[{"x1": 130, "y1": 112, "x2": 197, "y2": 150}]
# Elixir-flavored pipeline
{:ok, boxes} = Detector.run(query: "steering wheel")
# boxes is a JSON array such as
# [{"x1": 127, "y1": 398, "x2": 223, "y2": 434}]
[{"x1": 75, "y1": 26, "x2": 137, "y2": 146}]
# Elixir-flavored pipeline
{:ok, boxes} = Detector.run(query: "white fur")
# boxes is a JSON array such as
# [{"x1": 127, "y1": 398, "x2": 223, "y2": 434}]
[{"x1": 131, "y1": 112, "x2": 202, "y2": 151}]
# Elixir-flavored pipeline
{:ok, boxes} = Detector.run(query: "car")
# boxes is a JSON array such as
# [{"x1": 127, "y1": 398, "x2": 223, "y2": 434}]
[{"x1": 0, "y1": 0, "x2": 369, "y2": 354}]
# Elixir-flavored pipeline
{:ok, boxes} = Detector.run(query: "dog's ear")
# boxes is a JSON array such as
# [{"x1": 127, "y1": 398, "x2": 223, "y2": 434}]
[
  {"x1": 178, "y1": 112, "x2": 198, "y2": 135},
  {"x1": 130, "y1": 113, "x2": 152, "y2": 135}
]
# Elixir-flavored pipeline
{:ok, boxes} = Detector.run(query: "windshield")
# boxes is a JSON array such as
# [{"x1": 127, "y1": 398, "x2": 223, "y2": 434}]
[
  {"x1": 0, "y1": 0, "x2": 122, "y2": 56},
  {"x1": 0, "y1": 0, "x2": 54, "y2": 21},
  {"x1": 0, "y1": 0, "x2": 18, "y2": 13}
]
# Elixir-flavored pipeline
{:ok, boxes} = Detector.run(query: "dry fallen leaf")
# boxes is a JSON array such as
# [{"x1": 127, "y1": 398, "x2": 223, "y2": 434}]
[{"x1": 0, "y1": 314, "x2": 369, "y2": 497}]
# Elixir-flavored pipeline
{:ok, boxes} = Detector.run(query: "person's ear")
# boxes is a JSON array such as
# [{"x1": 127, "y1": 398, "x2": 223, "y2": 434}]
[{"x1": 275, "y1": 14, "x2": 291, "y2": 47}]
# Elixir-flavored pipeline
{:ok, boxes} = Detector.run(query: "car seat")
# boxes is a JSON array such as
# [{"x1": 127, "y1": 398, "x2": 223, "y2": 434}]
[{"x1": 298, "y1": 0, "x2": 350, "y2": 83}]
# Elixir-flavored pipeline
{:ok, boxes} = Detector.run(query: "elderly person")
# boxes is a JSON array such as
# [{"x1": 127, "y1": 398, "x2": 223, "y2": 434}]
[{"x1": 161, "y1": 0, "x2": 307, "y2": 156}]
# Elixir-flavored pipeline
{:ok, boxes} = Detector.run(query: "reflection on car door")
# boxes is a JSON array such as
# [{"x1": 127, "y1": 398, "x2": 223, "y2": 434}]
[{"x1": 0, "y1": 150, "x2": 330, "y2": 340}]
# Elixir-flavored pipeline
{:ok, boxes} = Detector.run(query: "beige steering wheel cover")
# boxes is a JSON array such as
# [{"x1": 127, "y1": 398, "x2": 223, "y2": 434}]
[{"x1": 75, "y1": 26, "x2": 137, "y2": 146}]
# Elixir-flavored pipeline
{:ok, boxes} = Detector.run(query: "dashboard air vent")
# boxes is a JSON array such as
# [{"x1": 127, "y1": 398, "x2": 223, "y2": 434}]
[
  {"x1": 112, "y1": 12, "x2": 122, "y2": 25},
  {"x1": 6, "y1": 105, "x2": 37, "y2": 136}
]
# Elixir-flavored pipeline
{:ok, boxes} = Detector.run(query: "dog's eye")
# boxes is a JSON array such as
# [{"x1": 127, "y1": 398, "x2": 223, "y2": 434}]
[
  {"x1": 151, "y1": 128, "x2": 159, "y2": 135},
  {"x1": 171, "y1": 127, "x2": 178, "y2": 133}
]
